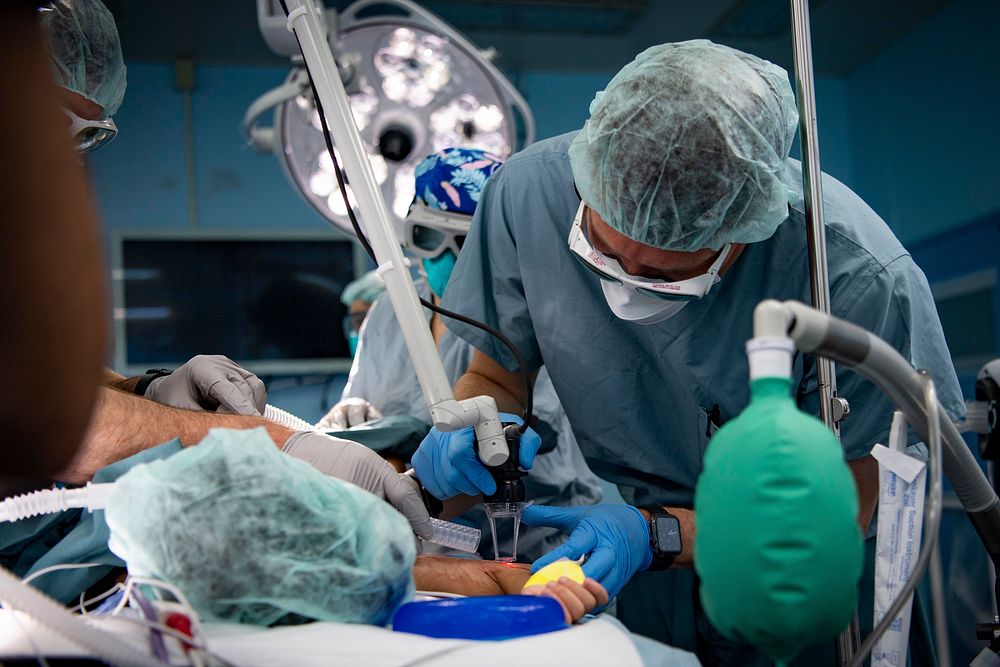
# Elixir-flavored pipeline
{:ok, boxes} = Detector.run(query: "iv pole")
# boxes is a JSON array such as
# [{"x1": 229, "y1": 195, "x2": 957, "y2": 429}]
[{"x1": 787, "y1": 0, "x2": 859, "y2": 661}]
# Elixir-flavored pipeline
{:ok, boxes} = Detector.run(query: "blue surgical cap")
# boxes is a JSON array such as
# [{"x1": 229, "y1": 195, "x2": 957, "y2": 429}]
[
  {"x1": 414, "y1": 147, "x2": 504, "y2": 215},
  {"x1": 39, "y1": 0, "x2": 126, "y2": 118},
  {"x1": 569, "y1": 40, "x2": 799, "y2": 251}
]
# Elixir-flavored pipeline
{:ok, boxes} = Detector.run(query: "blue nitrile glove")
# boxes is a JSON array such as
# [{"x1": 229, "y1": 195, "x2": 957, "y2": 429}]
[
  {"x1": 411, "y1": 412, "x2": 541, "y2": 499},
  {"x1": 522, "y1": 503, "x2": 652, "y2": 601}
]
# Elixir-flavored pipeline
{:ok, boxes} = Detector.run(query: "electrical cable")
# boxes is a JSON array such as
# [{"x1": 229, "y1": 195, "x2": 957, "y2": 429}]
[
  {"x1": 21, "y1": 562, "x2": 103, "y2": 586},
  {"x1": 107, "y1": 615, "x2": 214, "y2": 659},
  {"x1": 279, "y1": 0, "x2": 533, "y2": 434},
  {"x1": 130, "y1": 588, "x2": 168, "y2": 663},
  {"x1": 73, "y1": 583, "x2": 124, "y2": 615},
  {"x1": 110, "y1": 576, "x2": 239, "y2": 667},
  {"x1": 0, "y1": 564, "x2": 166, "y2": 667}
]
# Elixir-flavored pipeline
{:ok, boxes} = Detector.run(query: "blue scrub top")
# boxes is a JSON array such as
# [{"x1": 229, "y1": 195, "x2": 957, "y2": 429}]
[
  {"x1": 441, "y1": 131, "x2": 965, "y2": 508},
  {"x1": 344, "y1": 278, "x2": 602, "y2": 559}
]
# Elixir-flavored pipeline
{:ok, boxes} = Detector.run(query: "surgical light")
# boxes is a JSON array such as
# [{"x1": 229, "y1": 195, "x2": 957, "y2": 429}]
[{"x1": 245, "y1": 0, "x2": 534, "y2": 238}]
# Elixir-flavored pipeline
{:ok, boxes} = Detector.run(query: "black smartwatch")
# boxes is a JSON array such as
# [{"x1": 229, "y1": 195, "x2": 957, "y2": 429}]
[
  {"x1": 640, "y1": 505, "x2": 683, "y2": 571},
  {"x1": 133, "y1": 368, "x2": 172, "y2": 396}
]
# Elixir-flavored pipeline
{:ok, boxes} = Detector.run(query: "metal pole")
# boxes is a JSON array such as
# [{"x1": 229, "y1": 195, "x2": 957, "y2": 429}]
[
  {"x1": 790, "y1": 0, "x2": 839, "y2": 434},
  {"x1": 788, "y1": 0, "x2": 858, "y2": 661}
]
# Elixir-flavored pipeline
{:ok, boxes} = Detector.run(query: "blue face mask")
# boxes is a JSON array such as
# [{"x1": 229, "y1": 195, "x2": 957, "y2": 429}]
[
  {"x1": 348, "y1": 331, "x2": 360, "y2": 357},
  {"x1": 423, "y1": 251, "x2": 457, "y2": 298}
]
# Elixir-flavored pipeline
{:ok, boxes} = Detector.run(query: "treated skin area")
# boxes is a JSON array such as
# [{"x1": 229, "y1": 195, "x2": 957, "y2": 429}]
[{"x1": 412, "y1": 556, "x2": 608, "y2": 623}]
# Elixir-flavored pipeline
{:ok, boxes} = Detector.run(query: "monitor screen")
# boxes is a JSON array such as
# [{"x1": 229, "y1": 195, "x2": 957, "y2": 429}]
[{"x1": 112, "y1": 233, "x2": 360, "y2": 376}]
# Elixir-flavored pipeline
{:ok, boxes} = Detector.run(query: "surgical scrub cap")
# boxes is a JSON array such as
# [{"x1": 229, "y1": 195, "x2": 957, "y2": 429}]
[
  {"x1": 414, "y1": 147, "x2": 504, "y2": 215},
  {"x1": 341, "y1": 270, "x2": 386, "y2": 307},
  {"x1": 39, "y1": 0, "x2": 126, "y2": 118},
  {"x1": 105, "y1": 428, "x2": 416, "y2": 627},
  {"x1": 569, "y1": 40, "x2": 799, "y2": 251}
]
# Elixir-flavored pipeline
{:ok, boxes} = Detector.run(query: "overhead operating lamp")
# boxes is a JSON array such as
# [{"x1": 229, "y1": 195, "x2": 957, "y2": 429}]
[{"x1": 244, "y1": 0, "x2": 535, "y2": 238}]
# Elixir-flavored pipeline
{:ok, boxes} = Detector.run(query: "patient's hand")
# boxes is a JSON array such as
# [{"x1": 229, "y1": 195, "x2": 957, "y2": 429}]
[
  {"x1": 412, "y1": 556, "x2": 608, "y2": 623},
  {"x1": 521, "y1": 578, "x2": 608, "y2": 624}
]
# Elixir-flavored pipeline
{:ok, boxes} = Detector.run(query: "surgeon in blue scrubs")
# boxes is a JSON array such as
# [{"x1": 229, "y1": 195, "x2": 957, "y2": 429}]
[{"x1": 412, "y1": 40, "x2": 964, "y2": 664}]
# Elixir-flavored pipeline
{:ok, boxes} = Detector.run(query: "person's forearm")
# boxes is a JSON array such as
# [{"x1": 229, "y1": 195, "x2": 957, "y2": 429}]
[
  {"x1": 452, "y1": 351, "x2": 536, "y2": 415},
  {"x1": 55, "y1": 387, "x2": 294, "y2": 484},
  {"x1": 453, "y1": 371, "x2": 525, "y2": 414},
  {"x1": 413, "y1": 555, "x2": 531, "y2": 595},
  {"x1": 638, "y1": 506, "x2": 696, "y2": 568}
]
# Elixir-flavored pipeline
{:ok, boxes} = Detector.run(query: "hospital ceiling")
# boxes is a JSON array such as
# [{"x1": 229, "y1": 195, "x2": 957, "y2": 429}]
[{"x1": 104, "y1": 0, "x2": 953, "y2": 77}]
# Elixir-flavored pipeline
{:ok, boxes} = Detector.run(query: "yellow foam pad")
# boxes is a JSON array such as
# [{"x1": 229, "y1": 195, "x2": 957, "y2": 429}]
[{"x1": 522, "y1": 560, "x2": 585, "y2": 590}]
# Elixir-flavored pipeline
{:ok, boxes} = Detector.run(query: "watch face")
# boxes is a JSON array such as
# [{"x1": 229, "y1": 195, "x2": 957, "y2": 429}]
[{"x1": 653, "y1": 516, "x2": 682, "y2": 554}]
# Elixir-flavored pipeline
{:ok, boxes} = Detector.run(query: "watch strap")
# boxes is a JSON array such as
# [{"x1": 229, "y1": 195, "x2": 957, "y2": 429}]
[{"x1": 134, "y1": 368, "x2": 172, "y2": 396}]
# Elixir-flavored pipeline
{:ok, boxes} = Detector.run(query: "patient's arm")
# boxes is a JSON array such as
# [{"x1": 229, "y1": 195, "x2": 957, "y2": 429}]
[
  {"x1": 414, "y1": 555, "x2": 532, "y2": 596},
  {"x1": 55, "y1": 387, "x2": 294, "y2": 484},
  {"x1": 412, "y1": 556, "x2": 608, "y2": 623}
]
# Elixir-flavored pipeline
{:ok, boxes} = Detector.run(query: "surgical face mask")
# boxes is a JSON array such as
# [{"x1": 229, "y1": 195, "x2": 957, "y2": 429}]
[
  {"x1": 342, "y1": 311, "x2": 367, "y2": 357},
  {"x1": 423, "y1": 250, "x2": 457, "y2": 298},
  {"x1": 601, "y1": 281, "x2": 693, "y2": 324},
  {"x1": 599, "y1": 258, "x2": 731, "y2": 325}
]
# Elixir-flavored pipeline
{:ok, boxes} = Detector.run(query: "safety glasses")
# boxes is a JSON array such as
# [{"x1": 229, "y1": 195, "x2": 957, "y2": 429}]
[
  {"x1": 65, "y1": 108, "x2": 118, "y2": 154},
  {"x1": 567, "y1": 202, "x2": 732, "y2": 301},
  {"x1": 404, "y1": 201, "x2": 470, "y2": 258}
]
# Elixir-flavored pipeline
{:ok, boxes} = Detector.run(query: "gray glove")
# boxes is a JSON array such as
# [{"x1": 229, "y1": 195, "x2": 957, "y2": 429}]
[
  {"x1": 145, "y1": 355, "x2": 267, "y2": 416},
  {"x1": 316, "y1": 397, "x2": 384, "y2": 430},
  {"x1": 282, "y1": 431, "x2": 433, "y2": 540}
]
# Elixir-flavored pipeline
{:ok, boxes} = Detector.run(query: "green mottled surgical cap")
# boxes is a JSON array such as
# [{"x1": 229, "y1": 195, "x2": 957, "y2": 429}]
[
  {"x1": 40, "y1": 0, "x2": 126, "y2": 118},
  {"x1": 569, "y1": 40, "x2": 798, "y2": 251}
]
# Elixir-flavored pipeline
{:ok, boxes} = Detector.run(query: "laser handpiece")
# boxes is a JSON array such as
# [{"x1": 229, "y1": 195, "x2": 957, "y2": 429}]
[{"x1": 478, "y1": 422, "x2": 529, "y2": 562}]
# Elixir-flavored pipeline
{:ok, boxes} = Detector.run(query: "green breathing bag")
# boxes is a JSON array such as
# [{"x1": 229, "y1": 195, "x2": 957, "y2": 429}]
[{"x1": 694, "y1": 337, "x2": 863, "y2": 665}]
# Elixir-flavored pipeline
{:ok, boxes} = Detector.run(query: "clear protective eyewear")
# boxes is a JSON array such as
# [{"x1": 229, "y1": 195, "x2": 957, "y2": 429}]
[
  {"x1": 64, "y1": 108, "x2": 118, "y2": 154},
  {"x1": 567, "y1": 202, "x2": 732, "y2": 301},
  {"x1": 404, "y1": 201, "x2": 471, "y2": 259}
]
